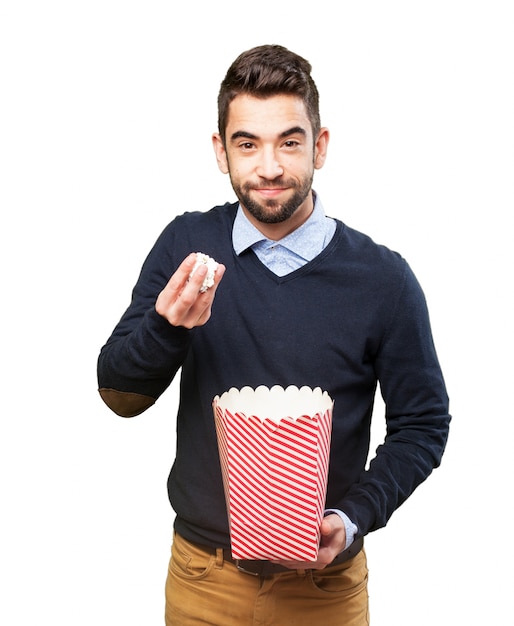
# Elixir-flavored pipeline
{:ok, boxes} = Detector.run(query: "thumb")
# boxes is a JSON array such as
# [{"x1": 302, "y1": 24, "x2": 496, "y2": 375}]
[{"x1": 320, "y1": 515, "x2": 336, "y2": 537}]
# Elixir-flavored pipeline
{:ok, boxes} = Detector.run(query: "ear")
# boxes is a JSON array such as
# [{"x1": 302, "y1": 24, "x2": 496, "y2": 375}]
[
  {"x1": 314, "y1": 127, "x2": 330, "y2": 170},
  {"x1": 212, "y1": 133, "x2": 229, "y2": 174}
]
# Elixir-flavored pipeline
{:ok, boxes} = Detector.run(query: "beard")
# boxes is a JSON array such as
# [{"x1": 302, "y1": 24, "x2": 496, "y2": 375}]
[{"x1": 230, "y1": 173, "x2": 314, "y2": 224}]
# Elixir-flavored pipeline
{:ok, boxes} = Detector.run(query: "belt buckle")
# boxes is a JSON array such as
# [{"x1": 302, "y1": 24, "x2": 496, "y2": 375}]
[{"x1": 234, "y1": 559, "x2": 261, "y2": 576}]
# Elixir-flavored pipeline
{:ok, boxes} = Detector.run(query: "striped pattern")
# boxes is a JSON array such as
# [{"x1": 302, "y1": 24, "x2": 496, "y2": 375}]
[{"x1": 214, "y1": 405, "x2": 332, "y2": 561}]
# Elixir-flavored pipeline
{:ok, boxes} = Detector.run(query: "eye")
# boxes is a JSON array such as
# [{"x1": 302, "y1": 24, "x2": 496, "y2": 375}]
[
  {"x1": 283, "y1": 140, "x2": 300, "y2": 149},
  {"x1": 239, "y1": 141, "x2": 255, "y2": 151}
]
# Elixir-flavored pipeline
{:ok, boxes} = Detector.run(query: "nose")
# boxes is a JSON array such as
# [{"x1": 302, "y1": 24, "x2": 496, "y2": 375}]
[{"x1": 256, "y1": 146, "x2": 284, "y2": 180}]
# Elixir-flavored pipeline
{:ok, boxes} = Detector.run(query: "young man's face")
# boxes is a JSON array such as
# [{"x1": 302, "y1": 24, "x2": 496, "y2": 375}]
[{"x1": 213, "y1": 94, "x2": 329, "y2": 239}]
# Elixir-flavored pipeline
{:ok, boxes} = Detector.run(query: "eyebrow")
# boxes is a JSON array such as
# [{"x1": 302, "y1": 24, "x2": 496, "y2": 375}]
[{"x1": 229, "y1": 126, "x2": 307, "y2": 143}]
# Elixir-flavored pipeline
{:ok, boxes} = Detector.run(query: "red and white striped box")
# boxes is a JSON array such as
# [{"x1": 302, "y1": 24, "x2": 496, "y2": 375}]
[{"x1": 213, "y1": 385, "x2": 333, "y2": 561}]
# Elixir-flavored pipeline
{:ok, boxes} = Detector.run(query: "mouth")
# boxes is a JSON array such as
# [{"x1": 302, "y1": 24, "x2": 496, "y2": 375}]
[{"x1": 252, "y1": 187, "x2": 289, "y2": 199}]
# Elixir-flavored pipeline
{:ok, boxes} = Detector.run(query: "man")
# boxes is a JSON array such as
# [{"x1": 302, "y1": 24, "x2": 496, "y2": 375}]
[{"x1": 97, "y1": 44, "x2": 450, "y2": 625}]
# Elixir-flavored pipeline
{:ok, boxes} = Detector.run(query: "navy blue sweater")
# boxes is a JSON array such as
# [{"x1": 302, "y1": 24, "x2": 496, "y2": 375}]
[{"x1": 97, "y1": 202, "x2": 450, "y2": 548}]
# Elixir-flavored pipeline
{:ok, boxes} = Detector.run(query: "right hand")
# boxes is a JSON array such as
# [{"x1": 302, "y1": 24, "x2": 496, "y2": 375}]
[{"x1": 155, "y1": 253, "x2": 225, "y2": 328}]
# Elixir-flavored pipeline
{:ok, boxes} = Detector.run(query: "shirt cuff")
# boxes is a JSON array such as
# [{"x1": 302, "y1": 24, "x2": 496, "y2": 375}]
[{"x1": 324, "y1": 509, "x2": 358, "y2": 551}]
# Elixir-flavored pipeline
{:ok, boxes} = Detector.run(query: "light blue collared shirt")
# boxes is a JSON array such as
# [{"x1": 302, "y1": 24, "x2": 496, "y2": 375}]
[
  {"x1": 231, "y1": 193, "x2": 358, "y2": 550},
  {"x1": 232, "y1": 193, "x2": 337, "y2": 276}
]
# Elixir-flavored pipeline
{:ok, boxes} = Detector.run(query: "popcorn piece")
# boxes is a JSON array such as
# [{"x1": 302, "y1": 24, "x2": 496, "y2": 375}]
[{"x1": 189, "y1": 252, "x2": 219, "y2": 292}]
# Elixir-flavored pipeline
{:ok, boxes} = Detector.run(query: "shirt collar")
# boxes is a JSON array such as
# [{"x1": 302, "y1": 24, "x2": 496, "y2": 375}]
[{"x1": 232, "y1": 192, "x2": 330, "y2": 258}]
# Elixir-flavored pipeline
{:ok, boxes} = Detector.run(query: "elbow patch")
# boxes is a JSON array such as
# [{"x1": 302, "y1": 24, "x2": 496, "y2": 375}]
[{"x1": 98, "y1": 388, "x2": 156, "y2": 417}]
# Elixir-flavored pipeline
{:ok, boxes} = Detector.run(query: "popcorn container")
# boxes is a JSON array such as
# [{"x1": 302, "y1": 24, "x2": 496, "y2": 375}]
[{"x1": 213, "y1": 385, "x2": 333, "y2": 561}]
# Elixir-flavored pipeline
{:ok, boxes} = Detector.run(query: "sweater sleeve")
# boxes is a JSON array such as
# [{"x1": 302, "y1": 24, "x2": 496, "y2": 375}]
[
  {"x1": 337, "y1": 262, "x2": 451, "y2": 536},
  {"x1": 97, "y1": 226, "x2": 191, "y2": 417}
]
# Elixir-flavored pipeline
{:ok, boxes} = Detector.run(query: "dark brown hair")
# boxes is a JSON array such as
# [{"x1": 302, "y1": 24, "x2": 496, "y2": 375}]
[{"x1": 217, "y1": 44, "x2": 321, "y2": 145}]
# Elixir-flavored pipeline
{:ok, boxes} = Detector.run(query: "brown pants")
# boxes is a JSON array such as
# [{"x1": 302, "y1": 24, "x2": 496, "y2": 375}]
[{"x1": 165, "y1": 533, "x2": 370, "y2": 625}]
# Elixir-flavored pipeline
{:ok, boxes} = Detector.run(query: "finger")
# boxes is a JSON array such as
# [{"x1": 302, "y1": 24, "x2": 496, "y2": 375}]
[
  {"x1": 162, "y1": 253, "x2": 200, "y2": 298},
  {"x1": 156, "y1": 257, "x2": 225, "y2": 327},
  {"x1": 179, "y1": 261, "x2": 225, "y2": 306},
  {"x1": 169, "y1": 263, "x2": 226, "y2": 328},
  {"x1": 274, "y1": 546, "x2": 335, "y2": 570},
  {"x1": 320, "y1": 518, "x2": 332, "y2": 534},
  {"x1": 179, "y1": 264, "x2": 209, "y2": 303},
  {"x1": 183, "y1": 264, "x2": 226, "y2": 323},
  {"x1": 158, "y1": 255, "x2": 210, "y2": 317}
]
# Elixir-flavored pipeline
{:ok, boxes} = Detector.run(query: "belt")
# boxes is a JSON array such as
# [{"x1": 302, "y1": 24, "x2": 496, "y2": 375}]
[{"x1": 223, "y1": 536, "x2": 364, "y2": 577}]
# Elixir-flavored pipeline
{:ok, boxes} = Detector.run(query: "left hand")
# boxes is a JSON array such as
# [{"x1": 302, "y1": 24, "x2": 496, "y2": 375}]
[{"x1": 272, "y1": 513, "x2": 347, "y2": 570}]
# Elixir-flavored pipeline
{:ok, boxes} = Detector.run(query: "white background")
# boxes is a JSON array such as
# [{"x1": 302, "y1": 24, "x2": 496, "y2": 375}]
[{"x1": 1, "y1": 1, "x2": 512, "y2": 624}]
